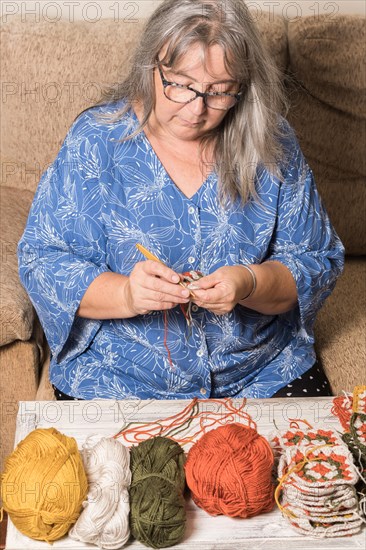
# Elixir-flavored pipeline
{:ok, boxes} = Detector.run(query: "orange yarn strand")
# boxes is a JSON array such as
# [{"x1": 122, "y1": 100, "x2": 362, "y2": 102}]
[
  {"x1": 113, "y1": 398, "x2": 198, "y2": 442},
  {"x1": 274, "y1": 443, "x2": 333, "y2": 518},
  {"x1": 113, "y1": 398, "x2": 255, "y2": 447},
  {"x1": 332, "y1": 395, "x2": 353, "y2": 431},
  {"x1": 288, "y1": 418, "x2": 313, "y2": 430}
]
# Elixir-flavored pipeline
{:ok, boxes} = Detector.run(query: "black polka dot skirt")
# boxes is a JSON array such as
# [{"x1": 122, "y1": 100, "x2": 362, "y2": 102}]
[
  {"x1": 52, "y1": 385, "x2": 83, "y2": 400},
  {"x1": 272, "y1": 360, "x2": 332, "y2": 398},
  {"x1": 52, "y1": 360, "x2": 332, "y2": 401}
]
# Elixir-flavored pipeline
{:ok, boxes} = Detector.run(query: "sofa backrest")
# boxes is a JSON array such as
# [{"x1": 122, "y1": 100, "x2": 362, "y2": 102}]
[
  {"x1": 1, "y1": 13, "x2": 365, "y2": 254},
  {"x1": 286, "y1": 15, "x2": 366, "y2": 255},
  {"x1": 1, "y1": 17, "x2": 145, "y2": 191},
  {"x1": 0, "y1": 13, "x2": 286, "y2": 191}
]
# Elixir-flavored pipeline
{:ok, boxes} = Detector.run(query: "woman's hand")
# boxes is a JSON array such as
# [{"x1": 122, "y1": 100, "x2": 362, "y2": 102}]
[
  {"x1": 189, "y1": 261, "x2": 298, "y2": 316},
  {"x1": 190, "y1": 266, "x2": 253, "y2": 315},
  {"x1": 123, "y1": 260, "x2": 191, "y2": 316}
]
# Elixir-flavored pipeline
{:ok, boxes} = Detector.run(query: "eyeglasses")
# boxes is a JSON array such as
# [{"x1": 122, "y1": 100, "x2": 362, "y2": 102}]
[{"x1": 157, "y1": 64, "x2": 242, "y2": 111}]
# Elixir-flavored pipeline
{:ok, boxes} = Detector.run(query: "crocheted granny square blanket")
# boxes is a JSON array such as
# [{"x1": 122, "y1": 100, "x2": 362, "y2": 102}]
[
  {"x1": 273, "y1": 417, "x2": 364, "y2": 538},
  {"x1": 278, "y1": 444, "x2": 359, "y2": 488},
  {"x1": 271, "y1": 426, "x2": 344, "y2": 457},
  {"x1": 283, "y1": 484, "x2": 358, "y2": 512},
  {"x1": 289, "y1": 511, "x2": 364, "y2": 538}
]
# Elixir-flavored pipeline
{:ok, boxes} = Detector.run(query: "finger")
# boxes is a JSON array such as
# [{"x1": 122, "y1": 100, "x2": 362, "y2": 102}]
[
  {"x1": 194, "y1": 300, "x2": 232, "y2": 315},
  {"x1": 150, "y1": 289, "x2": 190, "y2": 304},
  {"x1": 134, "y1": 262, "x2": 189, "y2": 300},
  {"x1": 193, "y1": 299, "x2": 227, "y2": 314},
  {"x1": 145, "y1": 301, "x2": 177, "y2": 312},
  {"x1": 192, "y1": 287, "x2": 223, "y2": 304},
  {"x1": 148, "y1": 275, "x2": 191, "y2": 301},
  {"x1": 143, "y1": 260, "x2": 181, "y2": 284},
  {"x1": 188, "y1": 272, "x2": 219, "y2": 291}
]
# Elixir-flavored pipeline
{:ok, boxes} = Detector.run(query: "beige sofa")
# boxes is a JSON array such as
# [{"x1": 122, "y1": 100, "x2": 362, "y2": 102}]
[{"x1": 1, "y1": 13, "x2": 365, "y2": 471}]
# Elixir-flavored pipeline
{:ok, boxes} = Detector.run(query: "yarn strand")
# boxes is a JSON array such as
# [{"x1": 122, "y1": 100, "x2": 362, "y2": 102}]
[
  {"x1": 114, "y1": 398, "x2": 255, "y2": 447},
  {"x1": 274, "y1": 443, "x2": 333, "y2": 518}
]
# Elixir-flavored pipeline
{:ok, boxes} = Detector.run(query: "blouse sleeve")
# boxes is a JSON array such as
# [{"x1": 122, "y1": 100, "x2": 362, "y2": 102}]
[
  {"x1": 17, "y1": 113, "x2": 111, "y2": 364},
  {"x1": 267, "y1": 128, "x2": 345, "y2": 334}
]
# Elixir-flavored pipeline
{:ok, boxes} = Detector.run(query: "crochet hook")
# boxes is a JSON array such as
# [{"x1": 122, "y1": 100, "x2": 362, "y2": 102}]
[{"x1": 135, "y1": 243, "x2": 197, "y2": 298}]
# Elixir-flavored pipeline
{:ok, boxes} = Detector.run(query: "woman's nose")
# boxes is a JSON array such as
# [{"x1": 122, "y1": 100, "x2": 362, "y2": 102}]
[{"x1": 187, "y1": 95, "x2": 206, "y2": 115}]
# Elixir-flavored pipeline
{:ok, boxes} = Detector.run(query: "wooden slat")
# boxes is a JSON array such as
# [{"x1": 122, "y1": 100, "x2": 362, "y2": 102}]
[{"x1": 5, "y1": 398, "x2": 366, "y2": 550}]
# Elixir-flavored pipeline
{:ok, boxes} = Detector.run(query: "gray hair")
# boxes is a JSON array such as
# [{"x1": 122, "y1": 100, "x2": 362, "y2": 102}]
[{"x1": 95, "y1": 0, "x2": 288, "y2": 203}]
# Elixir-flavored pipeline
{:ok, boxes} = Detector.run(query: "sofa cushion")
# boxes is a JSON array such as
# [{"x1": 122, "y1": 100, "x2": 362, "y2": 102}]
[
  {"x1": 0, "y1": 186, "x2": 36, "y2": 346},
  {"x1": 255, "y1": 12, "x2": 288, "y2": 72},
  {"x1": 1, "y1": 17, "x2": 145, "y2": 193},
  {"x1": 289, "y1": 15, "x2": 365, "y2": 116},
  {"x1": 286, "y1": 15, "x2": 366, "y2": 255},
  {"x1": 315, "y1": 258, "x2": 366, "y2": 394},
  {"x1": 1, "y1": 14, "x2": 287, "y2": 194}
]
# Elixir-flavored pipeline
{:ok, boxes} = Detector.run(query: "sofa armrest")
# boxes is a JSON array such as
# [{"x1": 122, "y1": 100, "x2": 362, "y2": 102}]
[{"x1": 0, "y1": 186, "x2": 37, "y2": 346}]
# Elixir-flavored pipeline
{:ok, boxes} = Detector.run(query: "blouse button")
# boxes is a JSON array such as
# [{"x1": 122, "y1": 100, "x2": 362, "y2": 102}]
[
  {"x1": 188, "y1": 206, "x2": 195, "y2": 214},
  {"x1": 188, "y1": 256, "x2": 195, "y2": 264},
  {"x1": 191, "y1": 305, "x2": 199, "y2": 312},
  {"x1": 200, "y1": 388, "x2": 207, "y2": 396}
]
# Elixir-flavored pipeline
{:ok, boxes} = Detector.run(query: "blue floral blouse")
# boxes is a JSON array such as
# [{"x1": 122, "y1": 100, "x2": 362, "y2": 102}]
[{"x1": 18, "y1": 100, "x2": 344, "y2": 399}]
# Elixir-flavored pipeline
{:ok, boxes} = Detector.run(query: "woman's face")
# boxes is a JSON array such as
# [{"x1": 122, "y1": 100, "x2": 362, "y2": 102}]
[{"x1": 150, "y1": 43, "x2": 239, "y2": 143}]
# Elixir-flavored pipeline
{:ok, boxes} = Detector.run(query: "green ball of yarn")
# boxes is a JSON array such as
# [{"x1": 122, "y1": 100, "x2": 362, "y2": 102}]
[{"x1": 129, "y1": 436, "x2": 186, "y2": 548}]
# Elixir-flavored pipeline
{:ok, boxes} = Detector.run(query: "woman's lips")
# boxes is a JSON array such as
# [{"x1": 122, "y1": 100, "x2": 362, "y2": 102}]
[{"x1": 179, "y1": 117, "x2": 203, "y2": 127}]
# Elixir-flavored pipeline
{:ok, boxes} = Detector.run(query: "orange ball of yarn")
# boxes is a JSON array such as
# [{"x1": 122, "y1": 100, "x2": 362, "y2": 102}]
[{"x1": 185, "y1": 423, "x2": 275, "y2": 518}]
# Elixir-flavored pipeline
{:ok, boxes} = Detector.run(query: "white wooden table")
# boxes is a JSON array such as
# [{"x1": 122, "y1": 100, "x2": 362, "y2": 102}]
[{"x1": 5, "y1": 397, "x2": 366, "y2": 550}]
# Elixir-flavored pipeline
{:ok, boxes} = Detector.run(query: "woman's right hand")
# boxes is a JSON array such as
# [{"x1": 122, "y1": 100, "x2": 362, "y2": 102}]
[{"x1": 123, "y1": 260, "x2": 191, "y2": 316}]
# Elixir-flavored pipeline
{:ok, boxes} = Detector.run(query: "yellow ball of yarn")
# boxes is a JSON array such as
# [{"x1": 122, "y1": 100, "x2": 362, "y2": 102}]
[{"x1": 1, "y1": 427, "x2": 88, "y2": 542}]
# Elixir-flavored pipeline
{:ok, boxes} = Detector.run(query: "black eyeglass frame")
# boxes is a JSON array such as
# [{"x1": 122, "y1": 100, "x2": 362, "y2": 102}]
[{"x1": 156, "y1": 64, "x2": 242, "y2": 111}]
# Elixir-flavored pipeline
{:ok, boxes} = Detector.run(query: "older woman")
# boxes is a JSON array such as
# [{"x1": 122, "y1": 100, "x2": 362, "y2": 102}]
[{"x1": 18, "y1": 0, "x2": 344, "y2": 400}]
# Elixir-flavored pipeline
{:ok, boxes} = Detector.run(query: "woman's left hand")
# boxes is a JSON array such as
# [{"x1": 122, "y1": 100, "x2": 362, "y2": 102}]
[{"x1": 190, "y1": 266, "x2": 253, "y2": 315}]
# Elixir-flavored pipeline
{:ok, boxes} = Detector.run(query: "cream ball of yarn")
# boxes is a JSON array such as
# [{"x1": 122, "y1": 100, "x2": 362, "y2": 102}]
[{"x1": 69, "y1": 436, "x2": 131, "y2": 549}]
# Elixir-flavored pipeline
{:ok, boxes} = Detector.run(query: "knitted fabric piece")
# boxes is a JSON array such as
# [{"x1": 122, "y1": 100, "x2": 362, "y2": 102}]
[
  {"x1": 180, "y1": 270, "x2": 203, "y2": 328},
  {"x1": 283, "y1": 485, "x2": 358, "y2": 513},
  {"x1": 335, "y1": 387, "x2": 366, "y2": 494},
  {"x1": 181, "y1": 271, "x2": 203, "y2": 286},
  {"x1": 346, "y1": 387, "x2": 366, "y2": 520},
  {"x1": 274, "y1": 420, "x2": 363, "y2": 537},
  {"x1": 278, "y1": 445, "x2": 359, "y2": 488},
  {"x1": 284, "y1": 482, "x2": 355, "y2": 500},
  {"x1": 351, "y1": 386, "x2": 366, "y2": 450},
  {"x1": 353, "y1": 386, "x2": 366, "y2": 415},
  {"x1": 286, "y1": 508, "x2": 361, "y2": 522},
  {"x1": 271, "y1": 426, "x2": 344, "y2": 457},
  {"x1": 289, "y1": 512, "x2": 364, "y2": 538}
]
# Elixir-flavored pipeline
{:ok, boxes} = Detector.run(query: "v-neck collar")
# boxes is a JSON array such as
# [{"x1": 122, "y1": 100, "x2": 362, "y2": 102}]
[{"x1": 129, "y1": 107, "x2": 215, "y2": 203}]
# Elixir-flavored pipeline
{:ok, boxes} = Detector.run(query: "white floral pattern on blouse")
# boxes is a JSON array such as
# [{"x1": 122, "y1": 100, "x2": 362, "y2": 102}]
[{"x1": 18, "y1": 100, "x2": 344, "y2": 399}]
